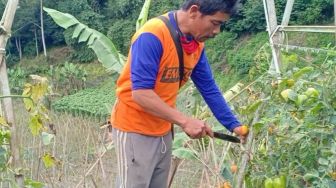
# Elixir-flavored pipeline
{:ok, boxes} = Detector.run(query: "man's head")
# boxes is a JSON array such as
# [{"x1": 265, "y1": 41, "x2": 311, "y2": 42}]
[
  {"x1": 179, "y1": 0, "x2": 238, "y2": 42},
  {"x1": 182, "y1": 0, "x2": 238, "y2": 15}
]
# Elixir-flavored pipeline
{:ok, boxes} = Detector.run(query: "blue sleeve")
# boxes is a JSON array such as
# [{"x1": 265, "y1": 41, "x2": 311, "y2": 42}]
[
  {"x1": 131, "y1": 33, "x2": 163, "y2": 90},
  {"x1": 191, "y1": 49, "x2": 241, "y2": 132}
]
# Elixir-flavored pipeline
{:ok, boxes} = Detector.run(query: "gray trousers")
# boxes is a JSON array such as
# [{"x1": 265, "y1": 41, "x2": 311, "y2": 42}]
[{"x1": 112, "y1": 128, "x2": 172, "y2": 188}]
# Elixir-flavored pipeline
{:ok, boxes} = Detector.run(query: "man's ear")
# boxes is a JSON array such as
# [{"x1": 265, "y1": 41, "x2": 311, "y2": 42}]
[{"x1": 188, "y1": 4, "x2": 200, "y2": 19}]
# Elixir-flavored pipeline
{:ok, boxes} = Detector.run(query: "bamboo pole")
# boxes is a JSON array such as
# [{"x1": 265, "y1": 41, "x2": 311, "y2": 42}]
[
  {"x1": 263, "y1": 0, "x2": 281, "y2": 76},
  {"x1": 280, "y1": 0, "x2": 295, "y2": 49},
  {"x1": 0, "y1": 0, "x2": 24, "y2": 187},
  {"x1": 281, "y1": 0, "x2": 295, "y2": 26}
]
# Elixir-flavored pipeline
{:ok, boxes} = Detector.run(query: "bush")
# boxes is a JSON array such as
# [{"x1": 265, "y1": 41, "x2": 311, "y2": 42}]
[
  {"x1": 225, "y1": 0, "x2": 333, "y2": 34},
  {"x1": 8, "y1": 67, "x2": 28, "y2": 94},
  {"x1": 206, "y1": 31, "x2": 238, "y2": 66},
  {"x1": 18, "y1": 56, "x2": 50, "y2": 75},
  {"x1": 107, "y1": 19, "x2": 135, "y2": 54},
  {"x1": 49, "y1": 62, "x2": 88, "y2": 95},
  {"x1": 6, "y1": 55, "x2": 20, "y2": 67},
  {"x1": 226, "y1": 32, "x2": 269, "y2": 75}
]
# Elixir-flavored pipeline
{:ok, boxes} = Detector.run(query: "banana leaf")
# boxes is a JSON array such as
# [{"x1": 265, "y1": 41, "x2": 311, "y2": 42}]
[
  {"x1": 136, "y1": 0, "x2": 151, "y2": 31},
  {"x1": 43, "y1": 7, "x2": 125, "y2": 73}
]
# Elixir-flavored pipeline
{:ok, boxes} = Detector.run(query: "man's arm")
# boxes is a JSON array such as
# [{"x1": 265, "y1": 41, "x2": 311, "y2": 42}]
[
  {"x1": 191, "y1": 50, "x2": 247, "y2": 138},
  {"x1": 130, "y1": 33, "x2": 212, "y2": 138},
  {"x1": 132, "y1": 89, "x2": 213, "y2": 138}
]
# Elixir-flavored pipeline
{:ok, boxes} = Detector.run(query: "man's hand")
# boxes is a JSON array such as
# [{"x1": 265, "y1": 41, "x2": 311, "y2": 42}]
[
  {"x1": 233, "y1": 125, "x2": 249, "y2": 143},
  {"x1": 181, "y1": 118, "x2": 214, "y2": 139}
]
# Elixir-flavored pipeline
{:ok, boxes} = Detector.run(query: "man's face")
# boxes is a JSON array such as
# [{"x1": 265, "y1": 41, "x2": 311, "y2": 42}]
[{"x1": 189, "y1": 8, "x2": 230, "y2": 42}]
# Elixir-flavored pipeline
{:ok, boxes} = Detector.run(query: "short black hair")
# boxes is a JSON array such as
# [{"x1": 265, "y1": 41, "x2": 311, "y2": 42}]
[{"x1": 181, "y1": 0, "x2": 238, "y2": 15}]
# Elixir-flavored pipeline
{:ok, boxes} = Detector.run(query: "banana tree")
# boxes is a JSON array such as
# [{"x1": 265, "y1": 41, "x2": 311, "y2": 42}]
[
  {"x1": 44, "y1": 0, "x2": 152, "y2": 73},
  {"x1": 136, "y1": 0, "x2": 151, "y2": 31}
]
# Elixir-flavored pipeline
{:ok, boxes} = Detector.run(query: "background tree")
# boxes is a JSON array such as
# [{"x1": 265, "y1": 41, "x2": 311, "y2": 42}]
[{"x1": 40, "y1": 0, "x2": 47, "y2": 56}]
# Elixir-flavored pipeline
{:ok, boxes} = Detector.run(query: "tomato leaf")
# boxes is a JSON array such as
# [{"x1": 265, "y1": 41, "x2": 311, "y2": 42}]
[
  {"x1": 41, "y1": 132, "x2": 54, "y2": 146},
  {"x1": 24, "y1": 179, "x2": 44, "y2": 188},
  {"x1": 303, "y1": 173, "x2": 318, "y2": 181},
  {"x1": 293, "y1": 66, "x2": 314, "y2": 80},
  {"x1": 318, "y1": 158, "x2": 329, "y2": 166},
  {"x1": 0, "y1": 117, "x2": 8, "y2": 127},
  {"x1": 220, "y1": 166, "x2": 233, "y2": 183},
  {"x1": 247, "y1": 100, "x2": 262, "y2": 114},
  {"x1": 42, "y1": 153, "x2": 55, "y2": 168},
  {"x1": 172, "y1": 132, "x2": 189, "y2": 149},
  {"x1": 172, "y1": 147, "x2": 196, "y2": 160},
  {"x1": 29, "y1": 115, "x2": 43, "y2": 136}
]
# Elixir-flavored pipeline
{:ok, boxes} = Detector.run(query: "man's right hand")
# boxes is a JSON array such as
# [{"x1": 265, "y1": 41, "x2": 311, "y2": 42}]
[{"x1": 181, "y1": 118, "x2": 213, "y2": 139}]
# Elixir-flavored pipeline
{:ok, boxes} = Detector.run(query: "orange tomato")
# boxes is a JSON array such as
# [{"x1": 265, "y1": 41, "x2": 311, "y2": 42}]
[
  {"x1": 268, "y1": 126, "x2": 274, "y2": 134},
  {"x1": 230, "y1": 164, "x2": 238, "y2": 174},
  {"x1": 223, "y1": 182, "x2": 232, "y2": 188},
  {"x1": 239, "y1": 125, "x2": 249, "y2": 136},
  {"x1": 331, "y1": 172, "x2": 336, "y2": 180}
]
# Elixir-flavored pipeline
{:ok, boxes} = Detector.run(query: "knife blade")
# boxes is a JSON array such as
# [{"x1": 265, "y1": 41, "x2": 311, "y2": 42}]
[{"x1": 213, "y1": 132, "x2": 241, "y2": 143}]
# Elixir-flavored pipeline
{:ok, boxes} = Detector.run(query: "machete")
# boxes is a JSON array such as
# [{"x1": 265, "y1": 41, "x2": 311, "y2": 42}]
[{"x1": 213, "y1": 132, "x2": 241, "y2": 143}]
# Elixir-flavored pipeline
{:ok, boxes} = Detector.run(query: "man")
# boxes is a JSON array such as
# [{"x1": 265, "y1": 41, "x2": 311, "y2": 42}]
[{"x1": 110, "y1": 0, "x2": 248, "y2": 187}]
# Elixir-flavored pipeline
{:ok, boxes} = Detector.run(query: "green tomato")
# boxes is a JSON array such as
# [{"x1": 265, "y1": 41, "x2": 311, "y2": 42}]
[
  {"x1": 280, "y1": 175, "x2": 287, "y2": 188},
  {"x1": 286, "y1": 79, "x2": 295, "y2": 87},
  {"x1": 264, "y1": 178, "x2": 273, "y2": 188},
  {"x1": 297, "y1": 94, "x2": 308, "y2": 105},
  {"x1": 281, "y1": 89, "x2": 294, "y2": 102},
  {"x1": 273, "y1": 177, "x2": 286, "y2": 188},
  {"x1": 304, "y1": 87, "x2": 319, "y2": 98}
]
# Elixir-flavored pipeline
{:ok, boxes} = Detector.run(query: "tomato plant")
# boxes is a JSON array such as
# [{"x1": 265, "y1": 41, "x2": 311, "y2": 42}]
[{"x1": 241, "y1": 53, "x2": 336, "y2": 188}]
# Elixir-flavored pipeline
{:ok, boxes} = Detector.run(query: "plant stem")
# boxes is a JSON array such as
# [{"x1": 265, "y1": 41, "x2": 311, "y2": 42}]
[
  {"x1": 236, "y1": 96, "x2": 265, "y2": 188},
  {"x1": 0, "y1": 95, "x2": 33, "y2": 102}
]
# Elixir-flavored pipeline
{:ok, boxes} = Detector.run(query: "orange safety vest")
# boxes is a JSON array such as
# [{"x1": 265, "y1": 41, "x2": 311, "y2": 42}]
[{"x1": 111, "y1": 14, "x2": 204, "y2": 136}]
